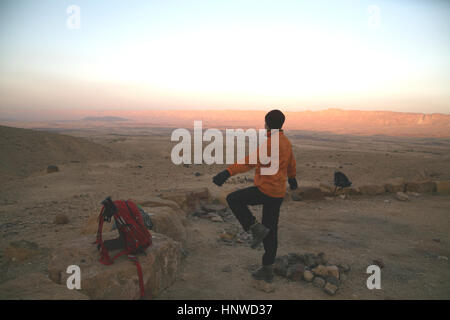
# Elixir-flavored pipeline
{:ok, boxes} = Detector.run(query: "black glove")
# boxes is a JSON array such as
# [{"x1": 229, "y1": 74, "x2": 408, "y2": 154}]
[
  {"x1": 288, "y1": 177, "x2": 298, "y2": 190},
  {"x1": 213, "y1": 170, "x2": 231, "y2": 187}
]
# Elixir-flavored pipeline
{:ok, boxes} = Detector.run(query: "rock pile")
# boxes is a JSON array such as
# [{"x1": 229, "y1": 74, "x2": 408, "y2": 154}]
[{"x1": 274, "y1": 252, "x2": 350, "y2": 296}]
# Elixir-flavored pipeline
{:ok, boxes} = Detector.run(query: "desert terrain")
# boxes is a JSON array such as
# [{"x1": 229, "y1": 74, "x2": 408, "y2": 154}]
[{"x1": 0, "y1": 123, "x2": 449, "y2": 299}]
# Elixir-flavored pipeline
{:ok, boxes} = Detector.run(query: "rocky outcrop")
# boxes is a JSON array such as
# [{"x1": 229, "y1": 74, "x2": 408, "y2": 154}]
[
  {"x1": 384, "y1": 177, "x2": 405, "y2": 193},
  {"x1": 134, "y1": 196, "x2": 181, "y2": 211},
  {"x1": 0, "y1": 273, "x2": 89, "y2": 300},
  {"x1": 405, "y1": 181, "x2": 437, "y2": 193},
  {"x1": 141, "y1": 206, "x2": 187, "y2": 245},
  {"x1": 291, "y1": 187, "x2": 325, "y2": 201},
  {"x1": 48, "y1": 231, "x2": 182, "y2": 300},
  {"x1": 359, "y1": 185, "x2": 385, "y2": 196},
  {"x1": 159, "y1": 187, "x2": 211, "y2": 212}
]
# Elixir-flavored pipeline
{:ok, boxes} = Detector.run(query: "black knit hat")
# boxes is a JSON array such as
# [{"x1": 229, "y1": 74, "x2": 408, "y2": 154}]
[{"x1": 265, "y1": 109, "x2": 285, "y2": 129}]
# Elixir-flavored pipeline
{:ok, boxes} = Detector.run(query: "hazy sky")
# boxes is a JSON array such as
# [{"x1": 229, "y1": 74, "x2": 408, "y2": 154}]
[{"x1": 0, "y1": 0, "x2": 449, "y2": 118}]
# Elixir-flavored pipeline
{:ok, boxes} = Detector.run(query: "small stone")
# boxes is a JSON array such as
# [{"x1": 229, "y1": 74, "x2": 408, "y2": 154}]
[
  {"x1": 194, "y1": 172, "x2": 202, "y2": 177},
  {"x1": 219, "y1": 232, "x2": 236, "y2": 242},
  {"x1": 395, "y1": 192, "x2": 409, "y2": 201},
  {"x1": 317, "y1": 252, "x2": 328, "y2": 265},
  {"x1": 46, "y1": 165, "x2": 59, "y2": 174},
  {"x1": 313, "y1": 276, "x2": 326, "y2": 288},
  {"x1": 326, "y1": 276, "x2": 340, "y2": 286},
  {"x1": 287, "y1": 263, "x2": 305, "y2": 281},
  {"x1": 372, "y1": 258, "x2": 385, "y2": 269},
  {"x1": 338, "y1": 263, "x2": 351, "y2": 273},
  {"x1": 432, "y1": 238, "x2": 440, "y2": 243},
  {"x1": 304, "y1": 253, "x2": 318, "y2": 268},
  {"x1": 326, "y1": 265, "x2": 340, "y2": 279},
  {"x1": 202, "y1": 203, "x2": 227, "y2": 213},
  {"x1": 251, "y1": 279, "x2": 275, "y2": 293},
  {"x1": 303, "y1": 270, "x2": 314, "y2": 282},
  {"x1": 312, "y1": 265, "x2": 328, "y2": 277},
  {"x1": 54, "y1": 214, "x2": 69, "y2": 225},
  {"x1": 211, "y1": 216, "x2": 223, "y2": 222},
  {"x1": 437, "y1": 256, "x2": 448, "y2": 261},
  {"x1": 324, "y1": 282, "x2": 338, "y2": 295}
]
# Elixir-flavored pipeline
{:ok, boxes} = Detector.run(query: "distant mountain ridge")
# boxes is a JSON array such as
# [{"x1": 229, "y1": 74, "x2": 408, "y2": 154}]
[
  {"x1": 1, "y1": 109, "x2": 449, "y2": 137},
  {"x1": 82, "y1": 116, "x2": 128, "y2": 122},
  {"x1": 88, "y1": 109, "x2": 450, "y2": 137}
]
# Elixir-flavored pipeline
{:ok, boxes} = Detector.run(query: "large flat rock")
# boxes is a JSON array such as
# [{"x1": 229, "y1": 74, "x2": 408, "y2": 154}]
[
  {"x1": 142, "y1": 206, "x2": 188, "y2": 246},
  {"x1": 48, "y1": 231, "x2": 182, "y2": 300},
  {"x1": 0, "y1": 273, "x2": 89, "y2": 300}
]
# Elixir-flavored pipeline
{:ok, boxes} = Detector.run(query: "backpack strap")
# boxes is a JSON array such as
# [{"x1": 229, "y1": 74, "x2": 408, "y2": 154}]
[
  {"x1": 128, "y1": 255, "x2": 147, "y2": 299},
  {"x1": 96, "y1": 206, "x2": 113, "y2": 265}
]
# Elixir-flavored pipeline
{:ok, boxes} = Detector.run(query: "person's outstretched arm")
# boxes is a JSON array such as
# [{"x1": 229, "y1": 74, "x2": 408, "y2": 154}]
[{"x1": 213, "y1": 150, "x2": 258, "y2": 186}]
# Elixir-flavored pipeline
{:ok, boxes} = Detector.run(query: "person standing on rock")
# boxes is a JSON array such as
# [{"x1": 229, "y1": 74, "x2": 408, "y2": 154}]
[{"x1": 212, "y1": 109, "x2": 298, "y2": 283}]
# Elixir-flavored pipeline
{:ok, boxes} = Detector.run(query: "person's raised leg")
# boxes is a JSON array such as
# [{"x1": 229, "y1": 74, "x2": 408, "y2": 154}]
[{"x1": 226, "y1": 186, "x2": 264, "y2": 231}]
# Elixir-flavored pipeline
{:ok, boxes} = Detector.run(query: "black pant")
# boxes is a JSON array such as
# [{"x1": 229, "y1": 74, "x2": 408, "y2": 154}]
[{"x1": 226, "y1": 186, "x2": 284, "y2": 266}]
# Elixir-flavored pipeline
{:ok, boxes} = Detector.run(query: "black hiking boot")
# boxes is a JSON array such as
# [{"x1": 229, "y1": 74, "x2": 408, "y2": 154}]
[
  {"x1": 249, "y1": 222, "x2": 270, "y2": 249},
  {"x1": 252, "y1": 265, "x2": 274, "y2": 283}
]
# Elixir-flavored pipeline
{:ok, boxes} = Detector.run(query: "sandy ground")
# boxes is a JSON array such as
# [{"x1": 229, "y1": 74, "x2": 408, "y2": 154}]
[{"x1": 0, "y1": 126, "x2": 449, "y2": 299}]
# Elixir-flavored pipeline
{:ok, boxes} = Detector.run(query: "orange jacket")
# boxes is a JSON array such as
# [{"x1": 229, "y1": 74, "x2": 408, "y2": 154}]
[{"x1": 226, "y1": 130, "x2": 296, "y2": 198}]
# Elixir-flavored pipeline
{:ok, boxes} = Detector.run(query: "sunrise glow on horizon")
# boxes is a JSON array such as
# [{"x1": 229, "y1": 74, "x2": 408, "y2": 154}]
[{"x1": 0, "y1": 0, "x2": 449, "y2": 119}]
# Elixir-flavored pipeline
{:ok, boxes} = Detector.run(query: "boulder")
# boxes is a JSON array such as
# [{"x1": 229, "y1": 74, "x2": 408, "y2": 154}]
[
  {"x1": 313, "y1": 276, "x2": 326, "y2": 288},
  {"x1": 303, "y1": 270, "x2": 314, "y2": 282},
  {"x1": 326, "y1": 265, "x2": 340, "y2": 279},
  {"x1": 291, "y1": 187, "x2": 325, "y2": 201},
  {"x1": 359, "y1": 185, "x2": 385, "y2": 196},
  {"x1": 384, "y1": 177, "x2": 405, "y2": 193},
  {"x1": 405, "y1": 181, "x2": 436, "y2": 193},
  {"x1": 81, "y1": 211, "x2": 101, "y2": 235},
  {"x1": 134, "y1": 196, "x2": 181, "y2": 211},
  {"x1": 159, "y1": 188, "x2": 211, "y2": 212},
  {"x1": 435, "y1": 181, "x2": 450, "y2": 195},
  {"x1": 312, "y1": 265, "x2": 328, "y2": 277},
  {"x1": 287, "y1": 263, "x2": 305, "y2": 281},
  {"x1": 48, "y1": 231, "x2": 182, "y2": 299},
  {"x1": 141, "y1": 206, "x2": 187, "y2": 245},
  {"x1": 324, "y1": 282, "x2": 338, "y2": 295},
  {"x1": 0, "y1": 273, "x2": 89, "y2": 300}
]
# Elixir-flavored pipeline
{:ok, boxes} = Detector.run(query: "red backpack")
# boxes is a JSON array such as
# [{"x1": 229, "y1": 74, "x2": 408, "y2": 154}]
[{"x1": 95, "y1": 197, "x2": 152, "y2": 299}]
